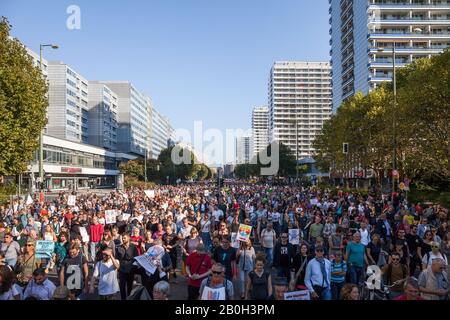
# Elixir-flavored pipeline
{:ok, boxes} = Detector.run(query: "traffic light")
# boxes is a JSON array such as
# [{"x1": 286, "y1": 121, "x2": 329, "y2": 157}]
[{"x1": 343, "y1": 143, "x2": 349, "y2": 154}]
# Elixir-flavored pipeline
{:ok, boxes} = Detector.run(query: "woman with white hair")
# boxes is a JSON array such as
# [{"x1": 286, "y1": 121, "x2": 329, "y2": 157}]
[{"x1": 153, "y1": 280, "x2": 170, "y2": 300}]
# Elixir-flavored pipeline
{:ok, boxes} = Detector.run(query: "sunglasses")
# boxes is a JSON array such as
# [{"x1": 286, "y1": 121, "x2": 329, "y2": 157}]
[
  {"x1": 391, "y1": 258, "x2": 400, "y2": 261},
  {"x1": 26, "y1": 244, "x2": 35, "y2": 247},
  {"x1": 212, "y1": 271, "x2": 223, "y2": 275},
  {"x1": 316, "y1": 249, "x2": 324, "y2": 252},
  {"x1": 431, "y1": 246, "x2": 439, "y2": 249}
]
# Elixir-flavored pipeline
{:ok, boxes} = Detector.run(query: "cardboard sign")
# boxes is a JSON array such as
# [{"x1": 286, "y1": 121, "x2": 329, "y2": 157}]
[
  {"x1": 122, "y1": 213, "x2": 131, "y2": 221},
  {"x1": 144, "y1": 190, "x2": 155, "y2": 199},
  {"x1": 236, "y1": 224, "x2": 252, "y2": 242},
  {"x1": 284, "y1": 290, "x2": 310, "y2": 300},
  {"x1": 231, "y1": 232, "x2": 240, "y2": 249},
  {"x1": 204, "y1": 190, "x2": 210, "y2": 197},
  {"x1": 201, "y1": 286, "x2": 226, "y2": 300},
  {"x1": 289, "y1": 229, "x2": 300, "y2": 245},
  {"x1": 35, "y1": 240, "x2": 55, "y2": 259},
  {"x1": 310, "y1": 198, "x2": 318, "y2": 206},
  {"x1": 67, "y1": 195, "x2": 76, "y2": 206},
  {"x1": 105, "y1": 210, "x2": 117, "y2": 224},
  {"x1": 79, "y1": 227, "x2": 90, "y2": 243}
]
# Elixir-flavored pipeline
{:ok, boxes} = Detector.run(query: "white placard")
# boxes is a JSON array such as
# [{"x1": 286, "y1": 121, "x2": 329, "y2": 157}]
[
  {"x1": 105, "y1": 210, "x2": 117, "y2": 224},
  {"x1": 284, "y1": 290, "x2": 310, "y2": 300},
  {"x1": 122, "y1": 213, "x2": 131, "y2": 221},
  {"x1": 231, "y1": 232, "x2": 240, "y2": 249},
  {"x1": 201, "y1": 286, "x2": 226, "y2": 300},
  {"x1": 204, "y1": 190, "x2": 210, "y2": 197},
  {"x1": 289, "y1": 229, "x2": 300, "y2": 245},
  {"x1": 144, "y1": 190, "x2": 155, "y2": 199},
  {"x1": 26, "y1": 194, "x2": 33, "y2": 205},
  {"x1": 310, "y1": 198, "x2": 318, "y2": 206},
  {"x1": 67, "y1": 195, "x2": 76, "y2": 206},
  {"x1": 79, "y1": 227, "x2": 90, "y2": 243}
]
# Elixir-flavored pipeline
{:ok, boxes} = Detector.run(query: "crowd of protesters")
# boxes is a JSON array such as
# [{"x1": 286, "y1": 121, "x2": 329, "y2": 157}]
[{"x1": 0, "y1": 182, "x2": 448, "y2": 301}]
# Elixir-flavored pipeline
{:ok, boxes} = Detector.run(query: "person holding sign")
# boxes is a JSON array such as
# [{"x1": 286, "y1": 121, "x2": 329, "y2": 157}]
[
  {"x1": 59, "y1": 243, "x2": 89, "y2": 300},
  {"x1": 199, "y1": 263, "x2": 234, "y2": 300}
]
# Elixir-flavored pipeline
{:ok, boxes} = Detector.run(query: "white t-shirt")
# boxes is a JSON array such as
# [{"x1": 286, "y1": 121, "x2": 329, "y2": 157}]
[
  {"x1": 212, "y1": 210, "x2": 224, "y2": 222},
  {"x1": 422, "y1": 252, "x2": 448, "y2": 268},
  {"x1": 261, "y1": 229, "x2": 276, "y2": 248},
  {"x1": 359, "y1": 228, "x2": 370, "y2": 246},
  {"x1": 94, "y1": 260, "x2": 120, "y2": 296}
]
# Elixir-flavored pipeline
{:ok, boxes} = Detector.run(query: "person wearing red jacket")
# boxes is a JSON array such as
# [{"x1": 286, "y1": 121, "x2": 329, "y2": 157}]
[{"x1": 89, "y1": 216, "x2": 104, "y2": 262}]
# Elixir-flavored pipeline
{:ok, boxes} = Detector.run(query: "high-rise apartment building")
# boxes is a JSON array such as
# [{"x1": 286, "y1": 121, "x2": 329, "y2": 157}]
[
  {"x1": 252, "y1": 106, "x2": 270, "y2": 157},
  {"x1": 149, "y1": 105, "x2": 174, "y2": 159},
  {"x1": 235, "y1": 135, "x2": 252, "y2": 164},
  {"x1": 47, "y1": 61, "x2": 89, "y2": 143},
  {"x1": 268, "y1": 61, "x2": 332, "y2": 160},
  {"x1": 87, "y1": 82, "x2": 119, "y2": 151},
  {"x1": 100, "y1": 81, "x2": 150, "y2": 156},
  {"x1": 330, "y1": 0, "x2": 450, "y2": 112}
]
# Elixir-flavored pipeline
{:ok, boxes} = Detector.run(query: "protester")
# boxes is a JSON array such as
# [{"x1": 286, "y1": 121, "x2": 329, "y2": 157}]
[
  {"x1": 236, "y1": 240, "x2": 256, "y2": 299},
  {"x1": 199, "y1": 263, "x2": 234, "y2": 300},
  {"x1": 90, "y1": 247, "x2": 120, "y2": 300},
  {"x1": 245, "y1": 255, "x2": 272, "y2": 300},
  {"x1": 393, "y1": 277, "x2": 423, "y2": 301},
  {"x1": 59, "y1": 243, "x2": 89, "y2": 300},
  {"x1": 304, "y1": 245, "x2": 332, "y2": 300},
  {"x1": 418, "y1": 258, "x2": 449, "y2": 300},
  {"x1": 340, "y1": 283, "x2": 359, "y2": 300},
  {"x1": 212, "y1": 236, "x2": 236, "y2": 281},
  {"x1": 23, "y1": 267, "x2": 56, "y2": 300},
  {"x1": 115, "y1": 233, "x2": 139, "y2": 300},
  {"x1": 153, "y1": 280, "x2": 170, "y2": 300},
  {"x1": 185, "y1": 243, "x2": 212, "y2": 300}
]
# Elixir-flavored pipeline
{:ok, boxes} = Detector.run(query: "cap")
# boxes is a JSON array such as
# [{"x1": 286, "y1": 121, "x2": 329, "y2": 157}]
[{"x1": 52, "y1": 286, "x2": 70, "y2": 300}]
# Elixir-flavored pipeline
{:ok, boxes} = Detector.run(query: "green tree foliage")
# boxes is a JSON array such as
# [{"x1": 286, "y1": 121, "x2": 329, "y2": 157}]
[
  {"x1": 119, "y1": 159, "x2": 144, "y2": 180},
  {"x1": 0, "y1": 18, "x2": 48, "y2": 176},
  {"x1": 313, "y1": 50, "x2": 450, "y2": 190}
]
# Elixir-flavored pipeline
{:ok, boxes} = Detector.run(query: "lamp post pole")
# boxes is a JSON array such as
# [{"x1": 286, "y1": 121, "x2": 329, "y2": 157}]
[
  {"x1": 392, "y1": 41, "x2": 397, "y2": 204},
  {"x1": 39, "y1": 44, "x2": 58, "y2": 192}
]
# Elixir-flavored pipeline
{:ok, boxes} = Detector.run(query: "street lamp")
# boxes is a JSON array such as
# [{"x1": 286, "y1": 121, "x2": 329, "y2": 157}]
[
  {"x1": 288, "y1": 118, "x2": 299, "y2": 182},
  {"x1": 39, "y1": 44, "x2": 58, "y2": 191}
]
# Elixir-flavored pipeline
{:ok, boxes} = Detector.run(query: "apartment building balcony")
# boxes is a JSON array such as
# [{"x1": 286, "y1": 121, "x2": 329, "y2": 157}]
[
  {"x1": 369, "y1": 2, "x2": 450, "y2": 11},
  {"x1": 369, "y1": 32, "x2": 450, "y2": 40},
  {"x1": 369, "y1": 19, "x2": 450, "y2": 26},
  {"x1": 368, "y1": 46, "x2": 447, "y2": 54}
]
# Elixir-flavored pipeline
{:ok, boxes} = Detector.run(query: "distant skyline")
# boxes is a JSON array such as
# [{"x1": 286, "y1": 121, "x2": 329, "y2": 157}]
[{"x1": 2, "y1": 0, "x2": 331, "y2": 164}]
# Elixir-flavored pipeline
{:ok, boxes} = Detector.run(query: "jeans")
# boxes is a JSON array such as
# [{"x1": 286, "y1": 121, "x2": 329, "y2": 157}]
[
  {"x1": 239, "y1": 269, "x2": 251, "y2": 296},
  {"x1": 90, "y1": 242, "x2": 98, "y2": 262},
  {"x1": 276, "y1": 266, "x2": 291, "y2": 282},
  {"x1": 312, "y1": 286, "x2": 332, "y2": 300},
  {"x1": 263, "y1": 247, "x2": 274, "y2": 266},
  {"x1": 331, "y1": 282, "x2": 345, "y2": 300},
  {"x1": 348, "y1": 265, "x2": 364, "y2": 285}
]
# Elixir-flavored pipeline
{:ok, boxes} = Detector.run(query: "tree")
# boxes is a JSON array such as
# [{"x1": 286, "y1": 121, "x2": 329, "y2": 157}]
[
  {"x1": 157, "y1": 145, "x2": 206, "y2": 182},
  {"x1": 196, "y1": 164, "x2": 209, "y2": 181},
  {"x1": 259, "y1": 142, "x2": 296, "y2": 177},
  {"x1": 119, "y1": 160, "x2": 144, "y2": 180},
  {"x1": 0, "y1": 18, "x2": 48, "y2": 176}
]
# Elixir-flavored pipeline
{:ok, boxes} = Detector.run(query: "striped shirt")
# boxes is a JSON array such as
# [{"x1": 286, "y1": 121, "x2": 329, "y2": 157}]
[{"x1": 330, "y1": 260, "x2": 347, "y2": 283}]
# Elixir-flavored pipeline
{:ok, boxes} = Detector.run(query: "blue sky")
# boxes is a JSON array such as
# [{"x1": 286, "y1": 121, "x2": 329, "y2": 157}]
[{"x1": 2, "y1": 0, "x2": 330, "y2": 163}]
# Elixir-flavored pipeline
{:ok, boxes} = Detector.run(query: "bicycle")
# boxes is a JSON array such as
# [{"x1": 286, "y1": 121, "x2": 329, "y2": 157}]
[{"x1": 360, "y1": 277, "x2": 409, "y2": 300}]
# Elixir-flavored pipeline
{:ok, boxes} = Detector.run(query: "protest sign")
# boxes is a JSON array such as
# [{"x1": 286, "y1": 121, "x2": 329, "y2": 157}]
[
  {"x1": 79, "y1": 227, "x2": 90, "y2": 243},
  {"x1": 144, "y1": 190, "x2": 155, "y2": 199},
  {"x1": 67, "y1": 195, "x2": 76, "y2": 206},
  {"x1": 26, "y1": 194, "x2": 33, "y2": 205},
  {"x1": 122, "y1": 213, "x2": 131, "y2": 221},
  {"x1": 236, "y1": 224, "x2": 252, "y2": 242},
  {"x1": 201, "y1": 286, "x2": 226, "y2": 300},
  {"x1": 310, "y1": 198, "x2": 318, "y2": 206},
  {"x1": 204, "y1": 190, "x2": 210, "y2": 197},
  {"x1": 35, "y1": 240, "x2": 55, "y2": 259},
  {"x1": 231, "y1": 232, "x2": 240, "y2": 249},
  {"x1": 105, "y1": 210, "x2": 117, "y2": 224},
  {"x1": 289, "y1": 229, "x2": 300, "y2": 245},
  {"x1": 284, "y1": 290, "x2": 310, "y2": 300}
]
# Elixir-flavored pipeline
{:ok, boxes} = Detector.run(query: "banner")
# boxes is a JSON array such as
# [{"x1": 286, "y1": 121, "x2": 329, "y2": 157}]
[
  {"x1": 284, "y1": 290, "x2": 310, "y2": 300},
  {"x1": 289, "y1": 229, "x2": 300, "y2": 245},
  {"x1": 201, "y1": 286, "x2": 226, "y2": 300},
  {"x1": 236, "y1": 224, "x2": 252, "y2": 242},
  {"x1": 35, "y1": 240, "x2": 55, "y2": 259},
  {"x1": 135, "y1": 254, "x2": 157, "y2": 275},
  {"x1": 105, "y1": 210, "x2": 117, "y2": 224},
  {"x1": 79, "y1": 227, "x2": 90, "y2": 243},
  {"x1": 67, "y1": 195, "x2": 76, "y2": 206},
  {"x1": 144, "y1": 190, "x2": 155, "y2": 199}
]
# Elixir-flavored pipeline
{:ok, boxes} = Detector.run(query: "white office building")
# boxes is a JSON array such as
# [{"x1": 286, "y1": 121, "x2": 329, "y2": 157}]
[
  {"x1": 268, "y1": 61, "x2": 332, "y2": 159},
  {"x1": 100, "y1": 82, "x2": 150, "y2": 157},
  {"x1": 149, "y1": 104, "x2": 174, "y2": 159},
  {"x1": 47, "y1": 61, "x2": 89, "y2": 144},
  {"x1": 252, "y1": 106, "x2": 270, "y2": 157},
  {"x1": 235, "y1": 135, "x2": 252, "y2": 164},
  {"x1": 87, "y1": 82, "x2": 119, "y2": 151},
  {"x1": 330, "y1": 0, "x2": 450, "y2": 112}
]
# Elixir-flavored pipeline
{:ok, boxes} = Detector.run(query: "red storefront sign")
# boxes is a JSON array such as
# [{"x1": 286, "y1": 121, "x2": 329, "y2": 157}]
[{"x1": 61, "y1": 167, "x2": 82, "y2": 173}]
